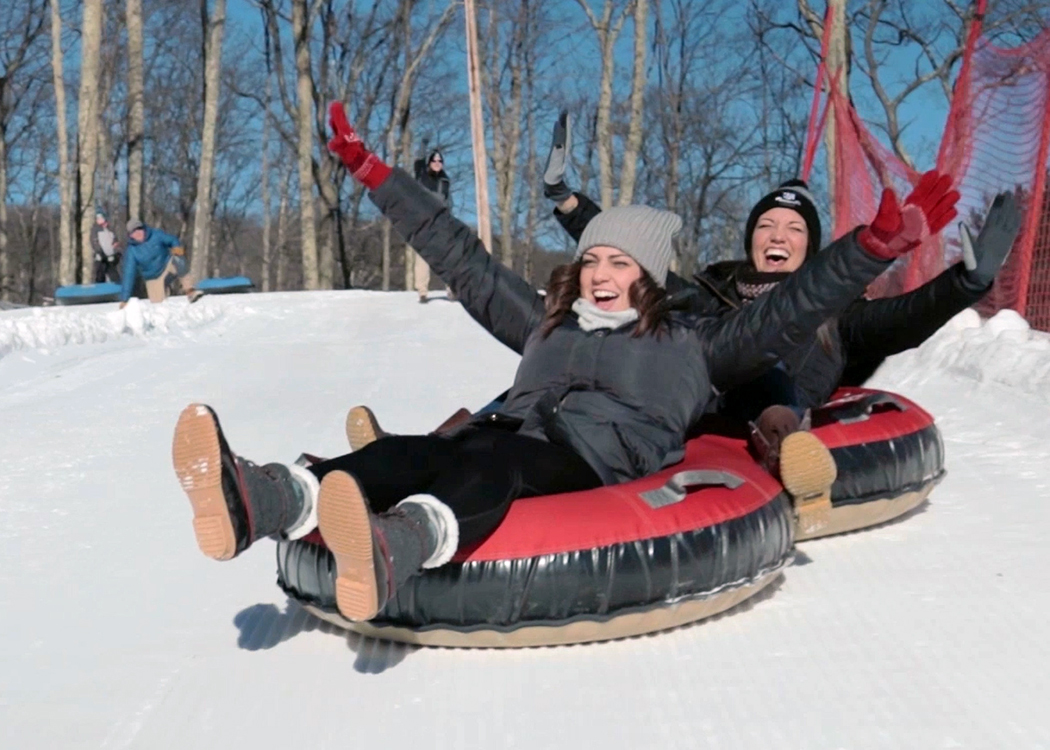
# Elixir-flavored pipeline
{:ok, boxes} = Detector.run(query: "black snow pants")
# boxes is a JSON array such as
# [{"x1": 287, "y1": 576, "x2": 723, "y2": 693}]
[{"x1": 307, "y1": 427, "x2": 602, "y2": 546}]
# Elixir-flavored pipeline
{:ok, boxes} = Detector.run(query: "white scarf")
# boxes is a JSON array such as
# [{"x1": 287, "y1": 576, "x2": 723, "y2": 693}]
[{"x1": 571, "y1": 297, "x2": 640, "y2": 332}]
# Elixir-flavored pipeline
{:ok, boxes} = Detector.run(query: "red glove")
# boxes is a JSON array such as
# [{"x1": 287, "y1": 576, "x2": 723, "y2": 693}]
[
  {"x1": 905, "y1": 170, "x2": 960, "y2": 235},
  {"x1": 858, "y1": 188, "x2": 925, "y2": 260},
  {"x1": 857, "y1": 171, "x2": 959, "y2": 260},
  {"x1": 326, "y1": 102, "x2": 391, "y2": 190}
]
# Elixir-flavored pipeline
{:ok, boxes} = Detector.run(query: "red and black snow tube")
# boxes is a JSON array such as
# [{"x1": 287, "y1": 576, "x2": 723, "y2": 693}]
[
  {"x1": 275, "y1": 387, "x2": 943, "y2": 647},
  {"x1": 800, "y1": 387, "x2": 944, "y2": 540}
]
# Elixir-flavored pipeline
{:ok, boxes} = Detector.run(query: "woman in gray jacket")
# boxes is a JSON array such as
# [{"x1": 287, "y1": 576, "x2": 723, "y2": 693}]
[{"x1": 171, "y1": 103, "x2": 953, "y2": 625}]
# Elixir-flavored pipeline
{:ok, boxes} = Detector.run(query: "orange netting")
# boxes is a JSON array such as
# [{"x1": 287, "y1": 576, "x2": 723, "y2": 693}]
[{"x1": 802, "y1": 1, "x2": 1050, "y2": 331}]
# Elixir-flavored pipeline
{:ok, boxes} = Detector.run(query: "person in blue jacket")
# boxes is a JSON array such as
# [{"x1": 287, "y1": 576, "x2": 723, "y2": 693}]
[{"x1": 119, "y1": 219, "x2": 203, "y2": 308}]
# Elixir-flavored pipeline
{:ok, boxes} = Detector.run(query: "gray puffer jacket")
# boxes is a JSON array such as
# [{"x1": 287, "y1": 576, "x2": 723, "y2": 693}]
[{"x1": 370, "y1": 169, "x2": 891, "y2": 485}]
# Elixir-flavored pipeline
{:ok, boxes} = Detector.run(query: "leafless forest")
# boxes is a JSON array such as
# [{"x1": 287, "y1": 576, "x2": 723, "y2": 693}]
[{"x1": 0, "y1": 0, "x2": 1045, "y2": 304}]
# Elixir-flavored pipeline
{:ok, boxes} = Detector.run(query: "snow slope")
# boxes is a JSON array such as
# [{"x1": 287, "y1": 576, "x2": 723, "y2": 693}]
[{"x1": 1, "y1": 292, "x2": 1048, "y2": 749}]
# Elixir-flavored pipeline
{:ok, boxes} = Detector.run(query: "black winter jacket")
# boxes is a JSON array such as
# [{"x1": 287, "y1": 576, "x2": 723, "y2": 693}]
[
  {"x1": 555, "y1": 192, "x2": 990, "y2": 408},
  {"x1": 372, "y1": 170, "x2": 890, "y2": 485}
]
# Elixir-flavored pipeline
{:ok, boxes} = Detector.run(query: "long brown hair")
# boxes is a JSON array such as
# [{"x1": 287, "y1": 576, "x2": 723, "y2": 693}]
[{"x1": 540, "y1": 261, "x2": 671, "y2": 338}]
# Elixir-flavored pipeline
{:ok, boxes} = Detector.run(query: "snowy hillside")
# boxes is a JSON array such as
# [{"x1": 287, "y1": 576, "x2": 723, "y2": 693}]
[{"x1": 1, "y1": 291, "x2": 1048, "y2": 749}]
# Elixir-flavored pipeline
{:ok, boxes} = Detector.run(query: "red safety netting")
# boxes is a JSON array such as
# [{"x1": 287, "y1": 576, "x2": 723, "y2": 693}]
[{"x1": 802, "y1": 1, "x2": 1050, "y2": 331}]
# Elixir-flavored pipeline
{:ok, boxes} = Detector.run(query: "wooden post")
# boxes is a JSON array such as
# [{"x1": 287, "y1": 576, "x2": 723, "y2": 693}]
[{"x1": 464, "y1": 0, "x2": 493, "y2": 252}]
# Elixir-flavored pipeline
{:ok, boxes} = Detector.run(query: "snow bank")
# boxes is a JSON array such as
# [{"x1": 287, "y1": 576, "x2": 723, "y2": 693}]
[
  {"x1": 0, "y1": 297, "x2": 225, "y2": 360},
  {"x1": 873, "y1": 308, "x2": 1050, "y2": 400}
]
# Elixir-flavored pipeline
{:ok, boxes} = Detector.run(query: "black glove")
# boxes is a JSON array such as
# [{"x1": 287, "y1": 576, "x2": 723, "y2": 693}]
[
  {"x1": 543, "y1": 110, "x2": 574, "y2": 203},
  {"x1": 960, "y1": 191, "x2": 1022, "y2": 288}
]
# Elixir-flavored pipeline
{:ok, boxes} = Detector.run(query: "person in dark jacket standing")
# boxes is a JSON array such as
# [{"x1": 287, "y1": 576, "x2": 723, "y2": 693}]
[
  {"x1": 542, "y1": 111, "x2": 1021, "y2": 474},
  {"x1": 120, "y1": 220, "x2": 203, "y2": 307},
  {"x1": 170, "y1": 101, "x2": 949, "y2": 626},
  {"x1": 411, "y1": 148, "x2": 452, "y2": 303}
]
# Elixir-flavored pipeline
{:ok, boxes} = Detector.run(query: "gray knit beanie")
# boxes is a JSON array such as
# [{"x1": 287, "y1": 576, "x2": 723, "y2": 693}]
[{"x1": 574, "y1": 205, "x2": 682, "y2": 287}]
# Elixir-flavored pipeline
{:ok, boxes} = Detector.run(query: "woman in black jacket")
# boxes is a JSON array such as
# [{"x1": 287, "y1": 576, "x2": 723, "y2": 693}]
[
  {"x1": 543, "y1": 111, "x2": 1021, "y2": 472},
  {"x1": 171, "y1": 102, "x2": 948, "y2": 625}
]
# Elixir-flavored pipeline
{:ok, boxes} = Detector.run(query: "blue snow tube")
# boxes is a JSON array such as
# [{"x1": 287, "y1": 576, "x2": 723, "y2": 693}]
[
  {"x1": 54, "y1": 282, "x2": 122, "y2": 305},
  {"x1": 195, "y1": 276, "x2": 254, "y2": 294}
]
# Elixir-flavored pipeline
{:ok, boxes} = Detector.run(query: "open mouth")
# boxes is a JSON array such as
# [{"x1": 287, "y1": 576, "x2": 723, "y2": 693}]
[
  {"x1": 763, "y1": 247, "x2": 791, "y2": 269},
  {"x1": 592, "y1": 289, "x2": 620, "y2": 310}
]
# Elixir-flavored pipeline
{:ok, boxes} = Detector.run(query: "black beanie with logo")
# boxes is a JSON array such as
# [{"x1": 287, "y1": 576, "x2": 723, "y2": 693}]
[{"x1": 744, "y1": 179, "x2": 822, "y2": 263}]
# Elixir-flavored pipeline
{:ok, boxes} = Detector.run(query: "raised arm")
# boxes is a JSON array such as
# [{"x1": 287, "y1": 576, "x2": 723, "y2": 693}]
[
  {"x1": 542, "y1": 110, "x2": 603, "y2": 244},
  {"x1": 839, "y1": 190, "x2": 1021, "y2": 360},
  {"x1": 327, "y1": 102, "x2": 544, "y2": 354},
  {"x1": 370, "y1": 171, "x2": 544, "y2": 352}
]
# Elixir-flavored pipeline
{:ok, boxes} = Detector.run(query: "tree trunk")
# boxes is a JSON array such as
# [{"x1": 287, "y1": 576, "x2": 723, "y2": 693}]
[
  {"x1": 523, "y1": 55, "x2": 537, "y2": 283},
  {"x1": 261, "y1": 77, "x2": 272, "y2": 292},
  {"x1": 617, "y1": 0, "x2": 647, "y2": 205},
  {"x1": 576, "y1": 1, "x2": 632, "y2": 208},
  {"x1": 0, "y1": 140, "x2": 8, "y2": 301},
  {"x1": 125, "y1": 0, "x2": 145, "y2": 221},
  {"x1": 292, "y1": 0, "x2": 319, "y2": 290},
  {"x1": 276, "y1": 177, "x2": 289, "y2": 291},
  {"x1": 801, "y1": 0, "x2": 847, "y2": 227},
  {"x1": 400, "y1": 123, "x2": 414, "y2": 291},
  {"x1": 190, "y1": 0, "x2": 227, "y2": 281},
  {"x1": 464, "y1": 0, "x2": 493, "y2": 252},
  {"x1": 50, "y1": 0, "x2": 75, "y2": 285},
  {"x1": 77, "y1": 0, "x2": 103, "y2": 283},
  {"x1": 480, "y1": 0, "x2": 526, "y2": 269}
]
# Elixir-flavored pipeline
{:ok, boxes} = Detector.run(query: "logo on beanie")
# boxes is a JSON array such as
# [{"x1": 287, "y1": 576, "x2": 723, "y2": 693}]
[{"x1": 775, "y1": 191, "x2": 801, "y2": 207}]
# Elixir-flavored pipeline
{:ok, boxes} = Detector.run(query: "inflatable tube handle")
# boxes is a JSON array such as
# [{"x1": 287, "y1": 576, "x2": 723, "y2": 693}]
[
  {"x1": 816, "y1": 392, "x2": 907, "y2": 426},
  {"x1": 640, "y1": 470, "x2": 745, "y2": 509}
]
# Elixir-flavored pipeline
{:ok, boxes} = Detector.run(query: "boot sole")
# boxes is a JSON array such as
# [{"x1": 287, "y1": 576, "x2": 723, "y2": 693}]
[
  {"x1": 317, "y1": 471, "x2": 380, "y2": 621},
  {"x1": 172, "y1": 404, "x2": 237, "y2": 560},
  {"x1": 345, "y1": 406, "x2": 384, "y2": 452},
  {"x1": 779, "y1": 431, "x2": 837, "y2": 537}
]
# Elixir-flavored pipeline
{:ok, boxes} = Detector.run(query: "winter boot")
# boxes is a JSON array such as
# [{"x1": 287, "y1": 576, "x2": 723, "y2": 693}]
[
  {"x1": 433, "y1": 408, "x2": 473, "y2": 436},
  {"x1": 750, "y1": 405, "x2": 834, "y2": 536},
  {"x1": 779, "y1": 431, "x2": 836, "y2": 537},
  {"x1": 317, "y1": 471, "x2": 458, "y2": 621},
  {"x1": 749, "y1": 405, "x2": 803, "y2": 474},
  {"x1": 345, "y1": 405, "x2": 475, "y2": 451},
  {"x1": 345, "y1": 405, "x2": 388, "y2": 451},
  {"x1": 172, "y1": 404, "x2": 320, "y2": 561}
]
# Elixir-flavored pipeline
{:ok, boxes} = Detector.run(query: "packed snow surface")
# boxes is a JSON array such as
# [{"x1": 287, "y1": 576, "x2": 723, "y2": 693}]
[{"x1": 1, "y1": 292, "x2": 1048, "y2": 749}]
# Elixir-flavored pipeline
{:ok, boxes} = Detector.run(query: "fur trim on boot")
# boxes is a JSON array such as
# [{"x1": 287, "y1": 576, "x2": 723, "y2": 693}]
[
  {"x1": 284, "y1": 463, "x2": 320, "y2": 540},
  {"x1": 397, "y1": 494, "x2": 460, "y2": 568}
]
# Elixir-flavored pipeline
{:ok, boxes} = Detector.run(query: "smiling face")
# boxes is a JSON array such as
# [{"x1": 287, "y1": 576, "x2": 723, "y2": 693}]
[
  {"x1": 750, "y1": 207, "x2": 809, "y2": 273},
  {"x1": 429, "y1": 154, "x2": 443, "y2": 172},
  {"x1": 579, "y1": 245, "x2": 643, "y2": 312}
]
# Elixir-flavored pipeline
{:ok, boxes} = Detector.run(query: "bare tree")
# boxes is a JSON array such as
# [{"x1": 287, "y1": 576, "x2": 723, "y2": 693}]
[
  {"x1": 189, "y1": 0, "x2": 227, "y2": 280},
  {"x1": 260, "y1": 56, "x2": 273, "y2": 292},
  {"x1": 479, "y1": 0, "x2": 525, "y2": 267},
  {"x1": 125, "y1": 0, "x2": 144, "y2": 220},
  {"x1": 574, "y1": 0, "x2": 633, "y2": 207},
  {"x1": 77, "y1": 0, "x2": 103, "y2": 282},
  {"x1": 0, "y1": 1, "x2": 48, "y2": 300},
  {"x1": 380, "y1": 0, "x2": 456, "y2": 289},
  {"x1": 291, "y1": 0, "x2": 320, "y2": 290},
  {"x1": 617, "y1": 0, "x2": 648, "y2": 205},
  {"x1": 49, "y1": 0, "x2": 75, "y2": 285}
]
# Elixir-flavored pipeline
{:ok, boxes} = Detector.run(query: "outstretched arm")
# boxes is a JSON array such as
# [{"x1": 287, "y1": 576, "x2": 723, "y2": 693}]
[
  {"x1": 839, "y1": 189, "x2": 1021, "y2": 360},
  {"x1": 327, "y1": 102, "x2": 544, "y2": 354}
]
